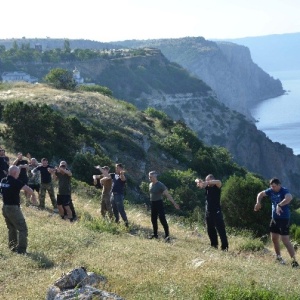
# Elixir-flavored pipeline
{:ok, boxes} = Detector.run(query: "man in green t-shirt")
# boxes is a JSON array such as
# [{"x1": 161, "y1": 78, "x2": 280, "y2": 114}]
[{"x1": 54, "y1": 161, "x2": 74, "y2": 221}]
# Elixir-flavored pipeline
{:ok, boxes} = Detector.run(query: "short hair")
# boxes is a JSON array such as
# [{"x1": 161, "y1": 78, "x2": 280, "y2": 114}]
[
  {"x1": 41, "y1": 158, "x2": 48, "y2": 162},
  {"x1": 270, "y1": 178, "x2": 281, "y2": 185},
  {"x1": 206, "y1": 174, "x2": 215, "y2": 180},
  {"x1": 116, "y1": 163, "x2": 124, "y2": 169},
  {"x1": 149, "y1": 171, "x2": 158, "y2": 177}
]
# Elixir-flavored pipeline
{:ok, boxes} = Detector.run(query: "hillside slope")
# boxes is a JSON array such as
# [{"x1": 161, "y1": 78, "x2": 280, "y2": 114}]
[
  {"x1": 1, "y1": 80, "x2": 300, "y2": 198},
  {"x1": 0, "y1": 191, "x2": 299, "y2": 299}
]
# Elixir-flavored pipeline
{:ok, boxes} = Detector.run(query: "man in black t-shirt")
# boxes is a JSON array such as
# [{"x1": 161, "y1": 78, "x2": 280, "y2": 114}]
[
  {"x1": 13, "y1": 152, "x2": 29, "y2": 203},
  {"x1": 1, "y1": 165, "x2": 37, "y2": 254},
  {"x1": 32, "y1": 158, "x2": 57, "y2": 210},
  {"x1": 196, "y1": 174, "x2": 228, "y2": 251},
  {"x1": 0, "y1": 149, "x2": 9, "y2": 180}
]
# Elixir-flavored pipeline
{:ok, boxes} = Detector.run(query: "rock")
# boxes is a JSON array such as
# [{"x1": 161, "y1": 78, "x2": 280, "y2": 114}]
[{"x1": 46, "y1": 267, "x2": 123, "y2": 300}]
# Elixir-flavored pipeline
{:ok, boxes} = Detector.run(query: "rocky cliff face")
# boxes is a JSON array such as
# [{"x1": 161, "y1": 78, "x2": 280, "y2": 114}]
[
  {"x1": 4, "y1": 43, "x2": 300, "y2": 195},
  {"x1": 136, "y1": 90, "x2": 300, "y2": 195},
  {"x1": 112, "y1": 37, "x2": 284, "y2": 119}
]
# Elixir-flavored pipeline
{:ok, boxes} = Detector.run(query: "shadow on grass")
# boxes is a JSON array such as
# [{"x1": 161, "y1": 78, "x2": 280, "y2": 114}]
[{"x1": 26, "y1": 252, "x2": 55, "y2": 269}]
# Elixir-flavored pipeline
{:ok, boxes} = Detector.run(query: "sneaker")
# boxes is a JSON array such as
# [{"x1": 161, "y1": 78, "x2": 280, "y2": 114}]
[
  {"x1": 291, "y1": 260, "x2": 299, "y2": 268},
  {"x1": 148, "y1": 234, "x2": 158, "y2": 239},
  {"x1": 276, "y1": 255, "x2": 286, "y2": 265},
  {"x1": 53, "y1": 208, "x2": 59, "y2": 213},
  {"x1": 164, "y1": 236, "x2": 171, "y2": 243}
]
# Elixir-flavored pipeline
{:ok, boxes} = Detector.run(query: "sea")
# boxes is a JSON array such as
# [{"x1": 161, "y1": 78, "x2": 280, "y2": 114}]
[{"x1": 251, "y1": 70, "x2": 300, "y2": 155}]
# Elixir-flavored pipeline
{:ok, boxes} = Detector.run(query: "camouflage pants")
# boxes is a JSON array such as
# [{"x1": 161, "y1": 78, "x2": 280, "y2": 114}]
[
  {"x1": 101, "y1": 193, "x2": 113, "y2": 219},
  {"x1": 2, "y1": 205, "x2": 28, "y2": 253},
  {"x1": 39, "y1": 182, "x2": 57, "y2": 209}
]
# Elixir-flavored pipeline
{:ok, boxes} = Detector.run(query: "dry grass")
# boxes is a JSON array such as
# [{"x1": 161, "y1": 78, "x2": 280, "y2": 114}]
[
  {"x1": 0, "y1": 83, "x2": 299, "y2": 299},
  {"x1": 0, "y1": 190, "x2": 300, "y2": 300}
]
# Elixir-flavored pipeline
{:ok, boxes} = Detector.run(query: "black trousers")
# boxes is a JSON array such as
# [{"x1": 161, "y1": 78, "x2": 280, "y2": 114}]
[
  {"x1": 206, "y1": 210, "x2": 228, "y2": 250},
  {"x1": 151, "y1": 200, "x2": 169, "y2": 237}
]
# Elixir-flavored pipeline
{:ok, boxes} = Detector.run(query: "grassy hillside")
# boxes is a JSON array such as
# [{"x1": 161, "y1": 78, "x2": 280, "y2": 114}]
[
  {"x1": 0, "y1": 189, "x2": 299, "y2": 299},
  {"x1": 0, "y1": 83, "x2": 300, "y2": 299},
  {"x1": 0, "y1": 82, "x2": 182, "y2": 183}
]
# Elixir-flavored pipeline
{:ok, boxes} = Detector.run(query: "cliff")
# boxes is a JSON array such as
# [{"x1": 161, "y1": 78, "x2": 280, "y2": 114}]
[
  {"x1": 1, "y1": 41, "x2": 300, "y2": 195},
  {"x1": 112, "y1": 37, "x2": 284, "y2": 119}
]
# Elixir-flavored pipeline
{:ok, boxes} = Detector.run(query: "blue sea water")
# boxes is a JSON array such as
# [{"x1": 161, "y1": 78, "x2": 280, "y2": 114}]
[{"x1": 251, "y1": 70, "x2": 300, "y2": 155}]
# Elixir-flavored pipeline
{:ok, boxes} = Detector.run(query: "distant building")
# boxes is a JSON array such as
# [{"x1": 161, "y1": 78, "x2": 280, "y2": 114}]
[
  {"x1": 1, "y1": 71, "x2": 38, "y2": 83},
  {"x1": 35, "y1": 44, "x2": 42, "y2": 52},
  {"x1": 73, "y1": 67, "x2": 84, "y2": 84}
]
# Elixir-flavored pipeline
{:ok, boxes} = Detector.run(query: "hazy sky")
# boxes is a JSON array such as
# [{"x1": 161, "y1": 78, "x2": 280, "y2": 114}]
[{"x1": 2, "y1": 0, "x2": 300, "y2": 42}]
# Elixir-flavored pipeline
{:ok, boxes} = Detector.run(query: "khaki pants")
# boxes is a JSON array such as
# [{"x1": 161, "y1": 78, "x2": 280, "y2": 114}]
[
  {"x1": 39, "y1": 182, "x2": 57, "y2": 209},
  {"x1": 2, "y1": 205, "x2": 28, "y2": 253},
  {"x1": 101, "y1": 193, "x2": 113, "y2": 219}
]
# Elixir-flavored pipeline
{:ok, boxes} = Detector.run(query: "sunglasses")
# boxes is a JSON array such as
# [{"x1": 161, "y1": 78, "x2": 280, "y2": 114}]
[{"x1": 60, "y1": 165, "x2": 66, "y2": 168}]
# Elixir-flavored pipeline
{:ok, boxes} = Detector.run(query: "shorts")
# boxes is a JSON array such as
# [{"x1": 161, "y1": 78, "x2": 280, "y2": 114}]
[
  {"x1": 269, "y1": 218, "x2": 290, "y2": 235},
  {"x1": 28, "y1": 184, "x2": 40, "y2": 193},
  {"x1": 57, "y1": 195, "x2": 71, "y2": 206}
]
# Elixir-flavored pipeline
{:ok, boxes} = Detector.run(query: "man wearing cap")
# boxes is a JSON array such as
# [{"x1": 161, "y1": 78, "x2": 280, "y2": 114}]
[
  {"x1": 95, "y1": 166, "x2": 113, "y2": 219},
  {"x1": 1, "y1": 165, "x2": 37, "y2": 254},
  {"x1": 54, "y1": 161, "x2": 74, "y2": 221}
]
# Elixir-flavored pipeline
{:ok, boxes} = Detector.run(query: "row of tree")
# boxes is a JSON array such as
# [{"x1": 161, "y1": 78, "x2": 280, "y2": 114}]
[{"x1": 0, "y1": 40, "x2": 148, "y2": 65}]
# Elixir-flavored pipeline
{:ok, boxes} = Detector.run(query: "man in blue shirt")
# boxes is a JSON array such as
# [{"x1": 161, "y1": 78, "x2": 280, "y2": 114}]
[{"x1": 254, "y1": 177, "x2": 299, "y2": 268}]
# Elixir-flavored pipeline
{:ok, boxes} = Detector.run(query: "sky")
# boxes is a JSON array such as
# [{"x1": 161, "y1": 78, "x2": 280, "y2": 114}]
[{"x1": 2, "y1": 0, "x2": 300, "y2": 42}]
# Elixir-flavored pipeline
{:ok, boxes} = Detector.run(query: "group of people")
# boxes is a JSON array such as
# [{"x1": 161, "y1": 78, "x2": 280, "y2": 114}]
[
  {"x1": 196, "y1": 174, "x2": 299, "y2": 268},
  {"x1": 1, "y1": 148, "x2": 299, "y2": 268},
  {"x1": 94, "y1": 165, "x2": 298, "y2": 267},
  {"x1": 0, "y1": 150, "x2": 77, "y2": 254}
]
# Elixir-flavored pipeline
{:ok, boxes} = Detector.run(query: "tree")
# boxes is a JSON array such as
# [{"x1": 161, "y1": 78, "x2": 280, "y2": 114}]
[
  {"x1": 63, "y1": 39, "x2": 71, "y2": 53},
  {"x1": 44, "y1": 68, "x2": 76, "y2": 90},
  {"x1": 221, "y1": 173, "x2": 269, "y2": 236},
  {"x1": 1, "y1": 102, "x2": 80, "y2": 161}
]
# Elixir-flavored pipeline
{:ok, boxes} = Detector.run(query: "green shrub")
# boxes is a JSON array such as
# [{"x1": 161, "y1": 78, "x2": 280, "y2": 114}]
[
  {"x1": 221, "y1": 174, "x2": 269, "y2": 236},
  {"x1": 236, "y1": 239, "x2": 265, "y2": 252},
  {"x1": 78, "y1": 84, "x2": 113, "y2": 97}
]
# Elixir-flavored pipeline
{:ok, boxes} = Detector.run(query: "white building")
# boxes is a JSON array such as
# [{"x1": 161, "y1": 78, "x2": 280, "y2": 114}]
[
  {"x1": 1, "y1": 71, "x2": 38, "y2": 83},
  {"x1": 73, "y1": 67, "x2": 84, "y2": 84}
]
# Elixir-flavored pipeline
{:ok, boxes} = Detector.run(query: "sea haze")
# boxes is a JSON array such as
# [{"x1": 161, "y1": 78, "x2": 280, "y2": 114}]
[{"x1": 251, "y1": 70, "x2": 300, "y2": 155}]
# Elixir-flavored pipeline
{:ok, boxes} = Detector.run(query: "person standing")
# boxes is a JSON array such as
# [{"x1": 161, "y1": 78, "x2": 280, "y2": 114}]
[
  {"x1": 254, "y1": 177, "x2": 299, "y2": 268},
  {"x1": 0, "y1": 165, "x2": 37, "y2": 254},
  {"x1": 13, "y1": 152, "x2": 29, "y2": 202},
  {"x1": 32, "y1": 158, "x2": 57, "y2": 211},
  {"x1": 148, "y1": 171, "x2": 180, "y2": 242},
  {"x1": 196, "y1": 174, "x2": 229, "y2": 251},
  {"x1": 53, "y1": 161, "x2": 74, "y2": 221},
  {"x1": 27, "y1": 157, "x2": 41, "y2": 204},
  {"x1": 110, "y1": 163, "x2": 129, "y2": 227},
  {"x1": 98, "y1": 166, "x2": 113, "y2": 219},
  {"x1": 0, "y1": 149, "x2": 9, "y2": 180}
]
